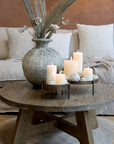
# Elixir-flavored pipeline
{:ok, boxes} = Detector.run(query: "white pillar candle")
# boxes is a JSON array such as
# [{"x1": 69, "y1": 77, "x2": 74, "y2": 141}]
[
  {"x1": 46, "y1": 63, "x2": 57, "y2": 84},
  {"x1": 73, "y1": 50, "x2": 83, "y2": 72},
  {"x1": 56, "y1": 74, "x2": 65, "y2": 85},
  {"x1": 64, "y1": 59, "x2": 78, "y2": 79},
  {"x1": 83, "y1": 67, "x2": 93, "y2": 81}
]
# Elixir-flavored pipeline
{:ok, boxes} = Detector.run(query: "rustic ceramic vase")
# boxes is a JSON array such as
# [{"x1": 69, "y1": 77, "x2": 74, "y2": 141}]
[{"x1": 22, "y1": 38, "x2": 63, "y2": 88}]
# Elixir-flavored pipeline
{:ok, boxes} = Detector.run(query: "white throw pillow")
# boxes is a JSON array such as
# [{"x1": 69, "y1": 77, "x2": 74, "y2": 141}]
[
  {"x1": 56, "y1": 29, "x2": 79, "y2": 58},
  {"x1": 49, "y1": 32, "x2": 72, "y2": 60},
  {"x1": 6, "y1": 28, "x2": 36, "y2": 58},
  {"x1": 77, "y1": 23, "x2": 114, "y2": 60}
]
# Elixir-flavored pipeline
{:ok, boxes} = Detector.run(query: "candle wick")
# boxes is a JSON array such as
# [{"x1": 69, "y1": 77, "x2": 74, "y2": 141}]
[{"x1": 70, "y1": 56, "x2": 73, "y2": 60}]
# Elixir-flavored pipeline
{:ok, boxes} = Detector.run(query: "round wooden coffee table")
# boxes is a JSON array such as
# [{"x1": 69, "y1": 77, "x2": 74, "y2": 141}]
[{"x1": 0, "y1": 81, "x2": 114, "y2": 144}]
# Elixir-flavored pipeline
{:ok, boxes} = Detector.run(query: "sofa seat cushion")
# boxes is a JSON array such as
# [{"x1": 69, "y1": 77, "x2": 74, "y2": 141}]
[{"x1": 0, "y1": 60, "x2": 26, "y2": 81}]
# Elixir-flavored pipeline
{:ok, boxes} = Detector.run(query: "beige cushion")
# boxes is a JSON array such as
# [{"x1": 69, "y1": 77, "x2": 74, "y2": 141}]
[
  {"x1": 77, "y1": 23, "x2": 114, "y2": 60},
  {"x1": 0, "y1": 60, "x2": 26, "y2": 81},
  {"x1": 56, "y1": 29, "x2": 79, "y2": 58},
  {"x1": 6, "y1": 28, "x2": 36, "y2": 58},
  {"x1": 49, "y1": 32, "x2": 72, "y2": 59},
  {"x1": 0, "y1": 28, "x2": 8, "y2": 60},
  {"x1": 70, "y1": 29, "x2": 79, "y2": 56}
]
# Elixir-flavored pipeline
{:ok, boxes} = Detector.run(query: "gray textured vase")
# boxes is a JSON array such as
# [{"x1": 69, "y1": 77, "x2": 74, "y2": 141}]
[{"x1": 22, "y1": 38, "x2": 63, "y2": 87}]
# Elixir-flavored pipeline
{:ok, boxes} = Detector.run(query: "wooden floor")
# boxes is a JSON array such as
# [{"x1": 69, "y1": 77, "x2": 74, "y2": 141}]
[
  {"x1": 0, "y1": 115, "x2": 114, "y2": 123},
  {"x1": 103, "y1": 116, "x2": 114, "y2": 121},
  {"x1": 0, "y1": 115, "x2": 17, "y2": 123}
]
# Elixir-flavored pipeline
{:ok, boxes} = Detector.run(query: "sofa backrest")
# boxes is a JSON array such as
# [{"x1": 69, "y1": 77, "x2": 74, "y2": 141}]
[
  {"x1": 0, "y1": 28, "x2": 9, "y2": 60},
  {"x1": 0, "y1": 28, "x2": 79, "y2": 60}
]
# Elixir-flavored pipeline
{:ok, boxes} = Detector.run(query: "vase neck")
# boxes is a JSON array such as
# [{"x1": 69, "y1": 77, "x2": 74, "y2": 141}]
[
  {"x1": 36, "y1": 41, "x2": 49, "y2": 48},
  {"x1": 32, "y1": 38, "x2": 53, "y2": 48}
]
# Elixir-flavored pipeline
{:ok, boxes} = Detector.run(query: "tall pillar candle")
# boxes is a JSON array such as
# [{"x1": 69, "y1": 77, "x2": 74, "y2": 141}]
[
  {"x1": 73, "y1": 51, "x2": 83, "y2": 72},
  {"x1": 64, "y1": 60, "x2": 78, "y2": 79},
  {"x1": 46, "y1": 63, "x2": 57, "y2": 84},
  {"x1": 56, "y1": 74, "x2": 65, "y2": 85},
  {"x1": 83, "y1": 67, "x2": 93, "y2": 81}
]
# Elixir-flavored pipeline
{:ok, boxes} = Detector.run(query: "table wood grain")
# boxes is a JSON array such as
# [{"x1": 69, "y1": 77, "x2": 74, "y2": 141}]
[{"x1": 0, "y1": 81, "x2": 114, "y2": 112}]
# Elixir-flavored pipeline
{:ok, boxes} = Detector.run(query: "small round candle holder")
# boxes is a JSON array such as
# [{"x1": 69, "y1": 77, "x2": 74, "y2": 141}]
[
  {"x1": 42, "y1": 81, "x2": 70, "y2": 99},
  {"x1": 69, "y1": 79, "x2": 99, "y2": 95}
]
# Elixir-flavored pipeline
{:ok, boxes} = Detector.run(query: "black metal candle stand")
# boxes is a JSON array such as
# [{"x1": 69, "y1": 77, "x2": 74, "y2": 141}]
[
  {"x1": 69, "y1": 79, "x2": 99, "y2": 95},
  {"x1": 42, "y1": 79, "x2": 99, "y2": 99},
  {"x1": 42, "y1": 81, "x2": 70, "y2": 99}
]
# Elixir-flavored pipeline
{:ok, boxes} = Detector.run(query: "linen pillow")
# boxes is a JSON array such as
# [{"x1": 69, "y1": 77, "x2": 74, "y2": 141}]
[
  {"x1": 48, "y1": 32, "x2": 72, "y2": 60},
  {"x1": 56, "y1": 29, "x2": 79, "y2": 58},
  {"x1": 6, "y1": 28, "x2": 36, "y2": 58},
  {"x1": 77, "y1": 23, "x2": 114, "y2": 60}
]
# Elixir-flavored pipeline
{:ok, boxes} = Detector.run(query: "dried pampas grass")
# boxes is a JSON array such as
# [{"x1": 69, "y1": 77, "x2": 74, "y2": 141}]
[{"x1": 22, "y1": 0, "x2": 77, "y2": 39}]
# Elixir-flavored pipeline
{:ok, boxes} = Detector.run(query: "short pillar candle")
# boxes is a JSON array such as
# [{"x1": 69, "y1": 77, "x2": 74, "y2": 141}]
[
  {"x1": 64, "y1": 59, "x2": 78, "y2": 79},
  {"x1": 56, "y1": 74, "x2": 65, "y2": 85},
  {"x1": 46, "y1": 63, "x2": 57, "y2": 84},
  {"x1": 83, "y1": 67, "x2": 93, "y2": 81},
  {"x1": 73, "y1": 51, "x2": 83, "y2": 72}
]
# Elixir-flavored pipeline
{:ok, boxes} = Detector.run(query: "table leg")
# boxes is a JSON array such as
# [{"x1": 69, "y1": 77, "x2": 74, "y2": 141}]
[
  {"x1": 89, "y1": 110, "x2": 98, "y2": 129},
  {"x1": 10, "y1": 110, "x2": 96, "y2": 144},
  {"x1": 11, "y1": 109, "x2": 34, "y2": 144},
  {"x1": 75, "y1": 111, "x2": 94, "y2": 144}
]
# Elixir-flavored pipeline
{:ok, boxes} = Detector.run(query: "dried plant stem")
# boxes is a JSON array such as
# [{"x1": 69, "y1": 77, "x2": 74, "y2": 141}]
[
  {"x1": 46, "y1": 31, "x2": 54, "y2": 39},
  {"x1": 27, "y1": 30, "x2": 35, "y2": 38},
  {"x1": 44, "y1": 0, "x2": 77, "y2": 38},
  {"x1": 22, "y1": 0, "x2": 77, "y2": 39}
]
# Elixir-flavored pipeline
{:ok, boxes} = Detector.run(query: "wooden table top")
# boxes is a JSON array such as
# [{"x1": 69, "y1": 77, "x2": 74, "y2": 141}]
[{"x1": 0, "y1": 81, "x2": 114, "y2": 112}]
